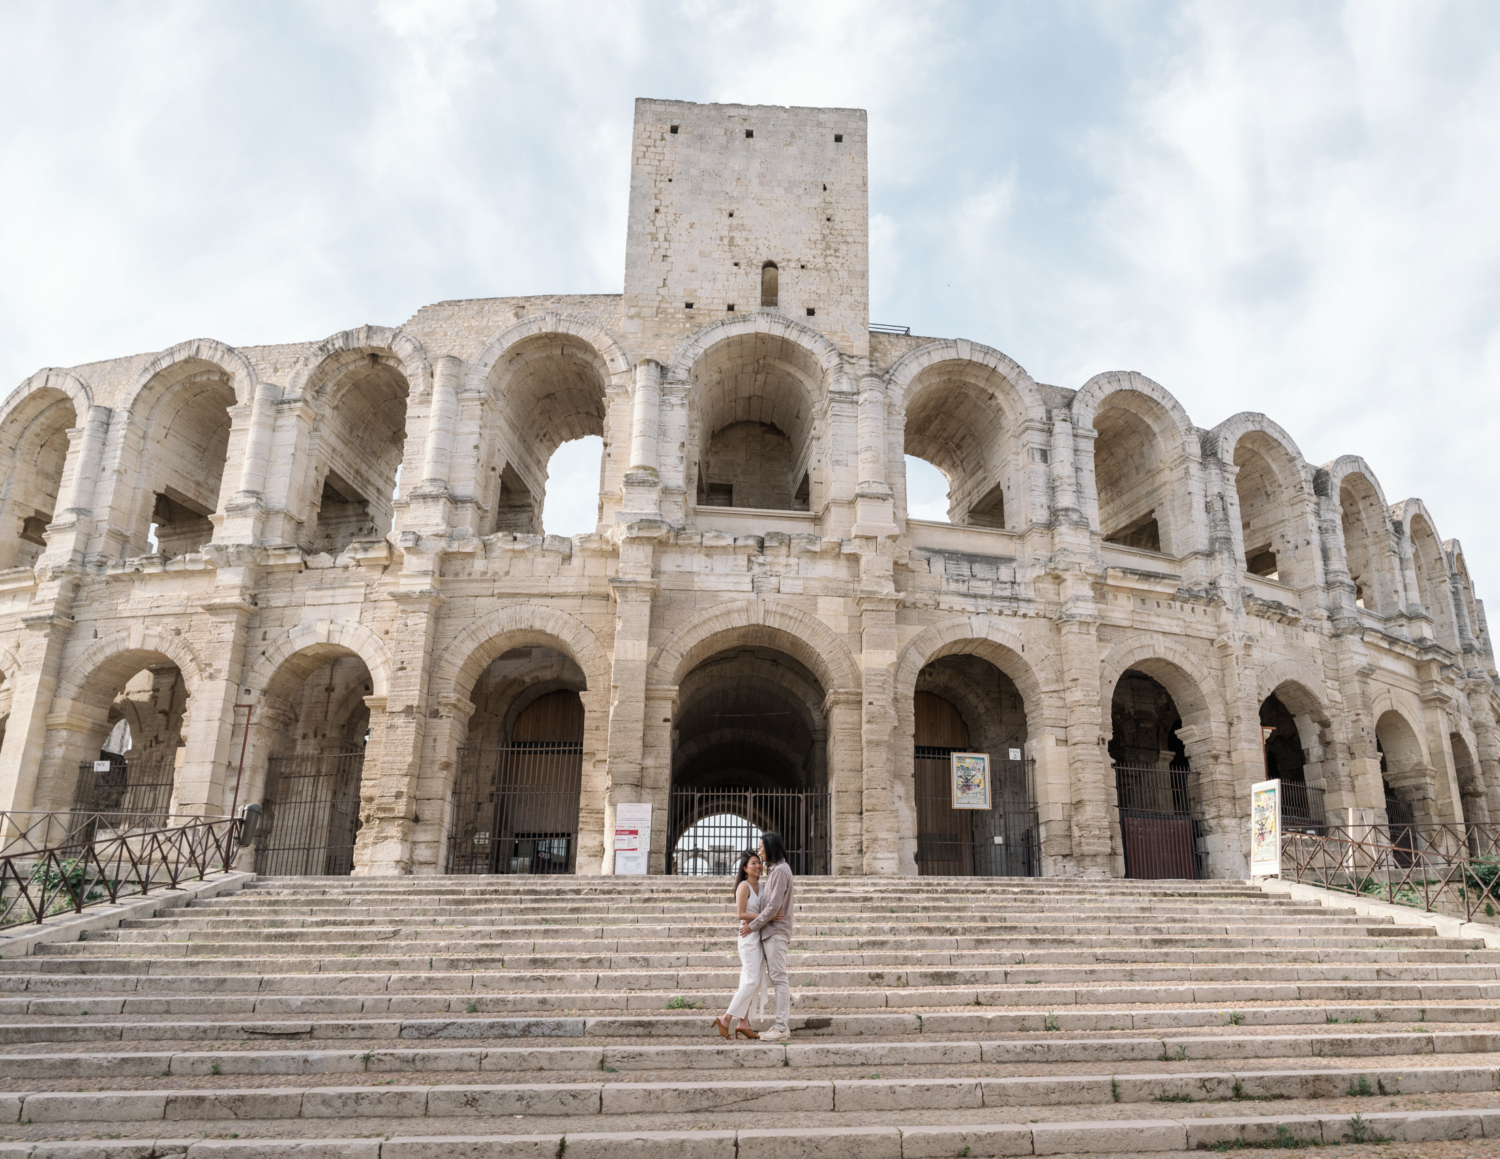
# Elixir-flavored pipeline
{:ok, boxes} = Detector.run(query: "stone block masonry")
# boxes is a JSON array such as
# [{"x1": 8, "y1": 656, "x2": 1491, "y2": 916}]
[{"x1": 0, "y1": 97, "x2": 1493, "y2": 880}]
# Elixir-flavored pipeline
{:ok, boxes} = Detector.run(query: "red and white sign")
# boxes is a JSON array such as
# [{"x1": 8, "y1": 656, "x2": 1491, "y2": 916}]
[{"x1": 613, "y1": 802, "x2": 652, "y2": 875}]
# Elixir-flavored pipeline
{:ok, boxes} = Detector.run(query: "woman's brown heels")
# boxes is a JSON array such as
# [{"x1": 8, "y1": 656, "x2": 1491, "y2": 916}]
[
  {"x1": 735, "y1": 1024, "x2": 759, "y2": 1040},
  {"x1": 712, "y1": 1017, "x2": 731, "y2": 1040}
]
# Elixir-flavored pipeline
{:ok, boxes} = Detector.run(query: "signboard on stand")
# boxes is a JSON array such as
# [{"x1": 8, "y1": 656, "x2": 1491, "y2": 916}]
[
  {"x1": 950, "y1": 752, "x2": 992, "y2": 810},
  {"x1": 1250, "y1": 778, "x2": 1281, "y2": 877},
  {"x1": 613, "y1": 803, "x2": 652, "y2": 875}
]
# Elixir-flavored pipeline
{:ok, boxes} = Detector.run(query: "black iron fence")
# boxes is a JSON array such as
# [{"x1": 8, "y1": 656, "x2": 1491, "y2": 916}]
[
  {"x1": 1114, "y1": 763, "x2": 1202, "y2": 879},
  {"x1": 0, "y1": 813, "x2": 238, "y2": 929},
  {"x1": 255, "y1": 750, "x2": 364, "y2": 877},
  {"x1": 1281, "y1": 780, "x2": 1327, "y2": 832},
  {"x1": 668, "y1": 787, "x2": 830, "y2": 876},
  {"x1": 72, "y1": 756, "x2": 175, "y2": 825},
  {"x1": 913, "y1": 750, "x2": 1038, "y2": 876},
  {"x1": 446, "y1": 743, "x2": 583, "y2": 875}
]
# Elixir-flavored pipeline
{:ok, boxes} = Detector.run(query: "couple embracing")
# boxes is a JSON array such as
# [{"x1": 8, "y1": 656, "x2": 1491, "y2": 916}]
[{"x1": 711, "y1": 831, "x2": 794, "y2": 1042}]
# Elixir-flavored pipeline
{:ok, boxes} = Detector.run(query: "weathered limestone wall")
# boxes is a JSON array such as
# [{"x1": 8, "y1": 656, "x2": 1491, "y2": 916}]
[{"x1": 0, "y1": 99, "x2": 1493, "y2": 882}]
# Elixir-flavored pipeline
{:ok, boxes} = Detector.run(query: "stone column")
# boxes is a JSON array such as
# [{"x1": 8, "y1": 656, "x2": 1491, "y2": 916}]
[
  {"x1": 825, "y1": 690, "x2": 865, "y2": 875},
  {"x1": 352, "y1": 588, "x2": 444, "y2": 875},
  {"x1": 40, "y1": 405, "x2": 111, "y2": 564},
  {"x1": 1056, "y1": 616, "x2": 1115, "y2": 875},
  {"x1": 852, "y1": 377, "x2": 896, "y2": 538},
  {"x1": 409, "y1": 693, "x2": 468, "y2": 875},
  {"x1": 0, "y1": 610, "x2": 78, "y2": 816},
  {"x1": 620, "y1": 361, "x2": 663, "y2": 518},
  {"x1": 217, "y1": 382, "x2": 281, "y2": 545},
  {"x1": 173, "y1": 596, "x2": 256, "y2": 817},
  {"x1": 856, "y1": 595, "x2": 896, "y2": 874},
  {"x1": 603, "y1": 573, "x2": 659, "y2": 871}
]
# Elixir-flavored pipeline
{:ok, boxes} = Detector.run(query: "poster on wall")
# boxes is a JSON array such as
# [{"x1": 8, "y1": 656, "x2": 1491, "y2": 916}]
[
  {"x1": 1249, "y1": 779, "x2": 1281, "y2": 877},
  {"x1": 950, "y1": 752, "x2": 992, "y2": 810},
  {"x1": 613, "y1": 803, "x2": 652, "y2": 875}
]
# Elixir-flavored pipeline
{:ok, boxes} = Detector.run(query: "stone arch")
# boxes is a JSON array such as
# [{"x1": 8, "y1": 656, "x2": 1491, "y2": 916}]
[
  {"x1": 126, "y1": 339, "x2": 257, "y2": 412},
  {"x1": 674, "y1": 317, "x2": 839, "y2": 514},
  {"x1": 1445, "y1": 540, "x2": 1488, "y2": 658},
  {"x1": 433, "y1": 603, "x2": 611, "y2": 701},
  {"x1": 1213, "y1": 413, "x2": 1315, "y2": 586},
  {"x1": 288, "y1": 325, "x2": 432, "y2": 401},
  {"x1": 1371, "y1": 698, "x2": 1441, "y2": 825},
  {"x1": 1098, "y1": 636, "x2": 1222, "y2": 740},
  {"x1": 1074, "y1": 371, "x2": 1202, "y2": 557},
  {"x1": 242, "y1": 620, "x2": 394, "y2": 703},
  {"x1": 54, "y1": 626, "x2": 205, "y2": 709},
  {"x1": 666, "y1": 313, "x2": 843, "y2": 384},
  {"x1": 648, "y1": 599, "x2": 860, "y2": 696},
  {"x1": 886, "y1": 342, "x2": 1048, "y2": 531},
  {"x1": 0, "y1": 371, "x2": 89, "y2": 569},
  {"x1": 1253, "y1": 662, "x2": 1344, "y2": 799},
  {"x1": 894, "y1": 615, "x2": 1059, "y2": 731},
  {"x1": 1324, "y1": 455, "x2": 1400, "y2": 616},
  {"x1": 1397, "y1": 499, "x2": 1460, "y2": 650},
  {"x1": 464, "y1": 314, "x2": 631, "y2": 394},
  {"x1": 462, "y1": 315, "x2": 628, "y2": 536}
]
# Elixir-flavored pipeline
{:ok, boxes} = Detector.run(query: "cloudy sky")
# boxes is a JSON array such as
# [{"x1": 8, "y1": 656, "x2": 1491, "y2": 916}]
[{"x1": 3, "y1": 1, "x2": 1498, "y2": 592}]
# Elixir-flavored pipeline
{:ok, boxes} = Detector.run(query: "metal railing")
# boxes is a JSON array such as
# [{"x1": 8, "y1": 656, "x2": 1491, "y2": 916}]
[
  {"x1": 0, "y1": 814, "x2": 238, "y2": 929},
  {"x1": 72, "y1": 756, "x2": 175, "y2": 821},
  {"x1": 446, "y1": 743, "x2": 584, "y2": 875},
  {"x1": 668, "y1": 787, "x2": 830, "y2": 876},
  {"x1": 1114, "y1": 764, "x2": 1202, "y2": 879},
  {"x1": 914, "y1": 752, "x2": 1038, "y2": 877},
  {"x1": 0, "y1": 810, "x2": 216, "y2": 858},
  {"x1": 1280, "y1": 781, "x2": 1327, "y2": 831},
  {"x1": 256, "y1": 750, "x2": 364, "y2": 877},
  {"x1": 1283, "y1": 823, "x2": 1500, "y2": 924}
]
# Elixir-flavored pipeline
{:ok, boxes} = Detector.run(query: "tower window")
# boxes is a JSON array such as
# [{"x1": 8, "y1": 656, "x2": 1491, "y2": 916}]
[
  {"x1": 745, "y1": 129, "x2": 754, "y2": 138},
  {"x1": 670, "y1": 125, "x2": 679, "y2": 134},
  {"x1": 726, "y1": 304, "x2": 735, "y2": 311},
  {"x1": 760, "y1": 262, "x2": 779, "y2": 308},
  {"x1": 685, "y1": 302, "x2": 694, "y2": 309},
  {"x1": 806, "y1": 307, "x2": 816, "y2": 317},
  {"x1": 834, "y1": 133, "x2": 843, "y2": 142}
]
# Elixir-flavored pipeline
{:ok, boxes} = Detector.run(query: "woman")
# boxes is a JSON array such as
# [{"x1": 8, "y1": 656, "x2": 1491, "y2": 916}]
[
  {"x1": 742, "y1": 831, "x2": 795, "y2": 1042},
  {"x1": 713, "y1": 849, "x2": 773, "y2": 1040}
]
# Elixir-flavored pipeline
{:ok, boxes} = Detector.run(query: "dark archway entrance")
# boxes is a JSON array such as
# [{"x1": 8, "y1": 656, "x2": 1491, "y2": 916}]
[
  {"x1": 667, "y1": 646, "x2": 829, "y2": 875},
  {"x1": 1259, "y1": 692, "x2": 1326, "y2": 832},
  {"x1": 1110, "y1": 670, "x2": 1201, "y2": 879},
  {"x1": 912, "y1": 655, "x2": 1036, "y2": 876},
  {"x1": 447, "y1": 647, "x2": 587, "y2": 875}
]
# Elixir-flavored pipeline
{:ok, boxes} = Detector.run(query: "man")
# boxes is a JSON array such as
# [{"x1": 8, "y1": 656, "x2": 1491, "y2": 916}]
[{"x1": 741, "y1": 830, "x2": 795, "y2": 1041}]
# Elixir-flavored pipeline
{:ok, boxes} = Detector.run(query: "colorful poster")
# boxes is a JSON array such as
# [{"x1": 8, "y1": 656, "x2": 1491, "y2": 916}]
[
  {"x1": 950, "y1": 752, "x2": 992, "y2": 810},
  {"x1": 613, "y1": 802, "x2": 652, "y2": 875},
  {"x1": 1250, "y1": 778, "x2": 1281, "y2": 877}
]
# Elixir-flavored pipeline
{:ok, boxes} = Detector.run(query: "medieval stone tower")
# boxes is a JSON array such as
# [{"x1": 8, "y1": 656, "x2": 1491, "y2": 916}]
[{"x1": 0, "y1": 98, "x2": 1493, "y2": 879}]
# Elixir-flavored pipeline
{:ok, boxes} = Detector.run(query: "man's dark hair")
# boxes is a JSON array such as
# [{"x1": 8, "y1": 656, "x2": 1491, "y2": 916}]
[{"x1": 760, "y1": 831, "x2": 787, "y2": 866}]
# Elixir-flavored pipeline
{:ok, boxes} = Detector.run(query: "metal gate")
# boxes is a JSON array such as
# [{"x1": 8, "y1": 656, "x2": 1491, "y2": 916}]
[
  {"x1": 668, "y1": 787, "x2": 829, "y2": 876},
  {"x1": 1115, "y1": 763, "x2": 1201, "y2": 879},
  {"x1": 914, "y1": 749, "x2": 1038, "y2": 876},
  {"x1": 255, "y1": 750, "x2": 364, "y2": 876},
  {"x1": 73, "y1": 756, "x2": 175, "y2": 824},
  {"x1": 445, "y1": 743, "x2": 583, "y2": 874}
]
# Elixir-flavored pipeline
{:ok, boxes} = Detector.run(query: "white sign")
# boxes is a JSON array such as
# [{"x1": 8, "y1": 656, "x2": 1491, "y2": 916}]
[
  {"x1": 613, "y1": 802, "x2": 652, "y2": 876},
  {"x1": 1250, "y1": 778, "x2": 1281, "y2": 877},
  {"x1": 1008, "y1": 748, "x2": 1022, "y2": 761},
  {"x1": 92, "y1": 760, "x2": 112, "y2": 773}
]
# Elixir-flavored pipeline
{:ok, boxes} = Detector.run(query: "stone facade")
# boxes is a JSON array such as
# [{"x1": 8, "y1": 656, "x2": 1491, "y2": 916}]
[{"x1": 0, "y1": 98, "x2": 1494, "y2": 879}]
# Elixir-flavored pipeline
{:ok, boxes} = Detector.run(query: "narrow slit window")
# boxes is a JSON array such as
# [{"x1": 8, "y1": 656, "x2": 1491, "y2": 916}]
[
  {"x1": 670, "y1": 125, "x2": 679, "y2": 134},
  {"x1": 834, "y1": 133, "x2": 843, "y2": 142},
  {"x1": 760, "y1": 262, "x2": 779, "y2": 308},
  {"x1": 745, "y1": 129, "x2": 754, "y2": 139}
]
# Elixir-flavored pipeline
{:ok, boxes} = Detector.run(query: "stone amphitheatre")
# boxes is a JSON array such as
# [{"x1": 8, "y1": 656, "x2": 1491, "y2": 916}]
[{"x1": 1, "y1": 99, "x2": 1500, "y2": 1155}]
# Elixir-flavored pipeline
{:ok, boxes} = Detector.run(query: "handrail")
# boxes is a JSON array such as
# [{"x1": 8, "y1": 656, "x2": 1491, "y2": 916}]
[
  {"x1": 0, "y1": 809, "x2": 220, "y2": 857},
  {"x1": 0, "y1": 815, "x2": 238, "y2": 929},
  {"x1": 1282, "y1": 823, "x2": 1500, "y2": 924}
]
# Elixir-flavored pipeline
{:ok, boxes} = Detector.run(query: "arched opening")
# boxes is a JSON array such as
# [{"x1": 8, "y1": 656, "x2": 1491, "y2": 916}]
[
  {"x1": 760, "y1": 262, "x2": 779, "y2": 308},
  {"x1": 1234, "y1": 434, "x2": 1300, "y2": 584},
  {"x1": 1376, "y1": 709, "x2": 1433, "y2": 831},
  {"x1": 689, "y1": 333, "x2": 821, "y2": 513},
  {"x1": 1339, "y1": 473, "x2": 1394, "y2": 613},
  {"x1": 302, "y1": 353, "x2": 408, "y2": 556},
  {"x1": 0, "y1": 390, "x2": 77, "y2": 569},
  {"x1": 1110, "y1": 669, "x2": 1200, "y2": 878},
  {"x1": 1408, "y1": 513, "x2": 1457, "y2": 648},
  {"x1": 49, "y1": 652, "x2": 191, "y2": 823},
  {"x1": 248, "y1": 650, "x2": 373, "y2": 876},
  {"x1": 482, "y1": 333, "x2": 609, "y2": 537},
  {"x1": 1094, "y1": 398, "x2": 1178, "y2": 555},
  {"x1": 901, "y1": 361, "x2": 1020, "y2": 529},
  {"x1": 129, "y1": 364, "x2": 235, "y2": 558},
  {"x1": 667, "y1": 645, "x2": 829, "y2": 875},
  {"x1": 447, "y1": 646, "x2": 586, "y2": 874},
  {"x1": 912, "y1": 656, "x2": 1035, "y2": 876},
  {"x1": 1259, "y1": 692, "x2": 1325, "y2": 830},
  {"x1": 1451, "y1": 732, "x2": 1487, "y2": 828}
]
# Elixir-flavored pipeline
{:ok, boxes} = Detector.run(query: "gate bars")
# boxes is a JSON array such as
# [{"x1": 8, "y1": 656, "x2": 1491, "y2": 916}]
[
  {"x1": 1114, "y1": 763, "x2": 1202, "y2": 879},
  {"x1": 1283, "y1": 823, "x2": 1500, "y2": 923},
  {"x1": 445, "y1": 743, "x2": 584, "y2": 875},
  {"x1": 255, "y1": 750, "x2": 364, "y2": 877},
  {"x1": 913, "y1": 752, "x2": 1038, "y2": 877},
  {"x1": 668, "y1": 787, "x2": 829, "y2": 876},
  {"x1": 0, "y1": 814, "x2": 238, "y2": 929},
  {"x1": 72, "y1": 756, "x2": 176, "y2": 825}
]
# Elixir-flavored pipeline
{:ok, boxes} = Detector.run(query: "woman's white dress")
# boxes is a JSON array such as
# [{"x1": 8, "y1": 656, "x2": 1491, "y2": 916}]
[{"x1": 724, "y1": 883, "x2": 769, "y2": 1021}]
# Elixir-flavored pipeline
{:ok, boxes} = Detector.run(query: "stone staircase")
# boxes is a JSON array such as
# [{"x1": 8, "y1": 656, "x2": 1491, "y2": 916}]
[{"x1": 3, "y1": 875, "x2": 1500, "y2": 1156}]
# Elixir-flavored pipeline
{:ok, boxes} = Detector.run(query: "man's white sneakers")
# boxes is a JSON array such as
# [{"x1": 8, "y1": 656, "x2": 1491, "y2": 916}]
[{"x1": 759, "y1": 1028, "x2": 788, "y2": 1042}]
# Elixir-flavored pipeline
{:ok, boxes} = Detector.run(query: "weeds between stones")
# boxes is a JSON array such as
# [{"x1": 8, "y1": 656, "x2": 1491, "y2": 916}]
[
  {"x1": 1227, "y1": 1011, "x2": 1244, "y2": 1026},
  {"x1": 1343, "y1": 1113, "x2": 1391, "y2": 1145},
  {"x1": 1202, "y1": 1124, "x2": 1318, "y2": 1150},
  {"x1": 1111, "y1": 1076, "x2": 1120, "y2": 1102},
  {"x1": 1346, "y1": 1075, "x2": 1375, "y2": 1097},
  {"x1": 1044, "y1": 1011, "x2": 1060, "y2": 1031},
  {"x1": 1155, "y1": 1091, "x2": 1194, "y2": 1102},
  {"x1": 665, "y1": 996, "x2": 697, "y2": 1009}
]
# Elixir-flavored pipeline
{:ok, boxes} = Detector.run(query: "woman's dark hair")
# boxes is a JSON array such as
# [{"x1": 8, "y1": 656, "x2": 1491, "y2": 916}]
[
  {"x1": 760, "y1": 831, "x2": 787, "y2": 866},
  {"x1": 733, "y1": 849, "x2": 761, "y2": 893}
]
